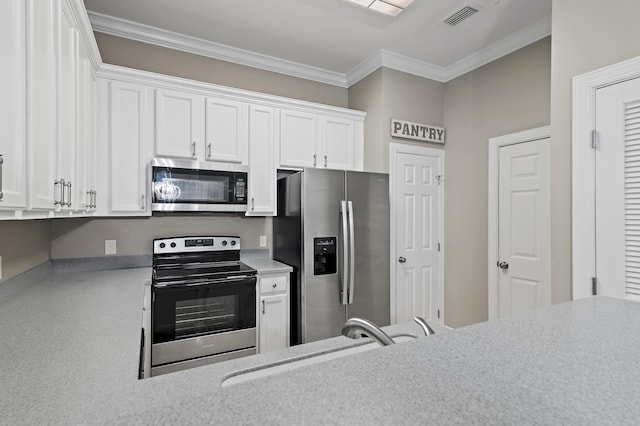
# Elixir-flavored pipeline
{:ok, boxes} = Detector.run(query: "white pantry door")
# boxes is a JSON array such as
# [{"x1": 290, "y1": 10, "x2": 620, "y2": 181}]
[
  {"x1": 594, "y1": 77, "x2": 640, "y2": 300},
  {"x1": 391, "y1": 145, "x2": 443, "y2": 324},
  {"x1": 496, "y1": 138, "x2": 551, "y2": 318}
]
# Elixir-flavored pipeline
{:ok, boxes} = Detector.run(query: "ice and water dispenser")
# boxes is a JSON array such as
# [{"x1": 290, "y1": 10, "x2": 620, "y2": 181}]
[{"x1": 313, "y1": 237, "x2": 337, "y2": 275}]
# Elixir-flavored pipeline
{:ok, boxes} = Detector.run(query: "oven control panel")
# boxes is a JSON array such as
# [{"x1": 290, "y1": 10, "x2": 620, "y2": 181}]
[{"x1": 153, "y1": 236, "x2": 240, "y2": 254}]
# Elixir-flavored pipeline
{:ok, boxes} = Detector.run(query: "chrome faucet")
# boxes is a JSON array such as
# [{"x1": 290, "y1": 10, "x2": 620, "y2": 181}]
[
  {"x1": 341, "y1": 318, "x2": 395, "y2": 346},
  {"x1": 413, "y1": 317, "x2": 435, "y2": 336}
]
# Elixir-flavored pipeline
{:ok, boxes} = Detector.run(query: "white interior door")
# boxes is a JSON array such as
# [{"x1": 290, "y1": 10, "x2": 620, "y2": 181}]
[
  {"x1": 495, "y1": 138, "x2": 551, "y2": 318},
  {"x1": 594, "y1": 77, "x2": 640, "y2": 301},
  {"x1": 391, "y1": 144, "x2": 443, "y2": 325}
]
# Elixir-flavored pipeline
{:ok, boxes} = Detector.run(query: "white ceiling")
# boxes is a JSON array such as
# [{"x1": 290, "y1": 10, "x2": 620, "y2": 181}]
[{"x1": 82, "y1": 0, "x2": 552, "y2": 87}]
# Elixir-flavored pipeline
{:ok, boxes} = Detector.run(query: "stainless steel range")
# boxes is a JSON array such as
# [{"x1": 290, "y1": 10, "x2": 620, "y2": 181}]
[{"x1": 151, "y1": 236, "x2": 257, "y2": 376}]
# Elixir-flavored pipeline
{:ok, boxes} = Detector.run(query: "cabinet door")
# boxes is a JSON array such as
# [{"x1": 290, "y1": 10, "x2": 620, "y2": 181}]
[
  {"x1": 155, "y1": 88, "x2": 204, "y2": 159},
  {"x1": 0, "y1": 0, "x2": 26, "y2": 209},
  {"x1": 321, "y1": 116, "x2": 357, "y2": 171},
  {"x1": 26, "y1": 0, "x2": 58, "y2": 211},
  {"x1": 259, "y1": 293, "x2": 288, "y2": 353},
  {"x1": 108, "y1": 80, "x2": 152, "y2": 215},
  {"x1": 56, "y1": 2, "x2": 78, "y2": 211},
  {"x1": 279, "y1": 109, "x2": 319, "y2": 169},
  {"x1": 204, "y1": 97, "x2": 248, "y2": 163},
  {"x1": 75, "y1": 46, "x2": 94, "y2": 212},
  {"x1": 246, "y1": 105, "x2": 277, "y2": 216}
]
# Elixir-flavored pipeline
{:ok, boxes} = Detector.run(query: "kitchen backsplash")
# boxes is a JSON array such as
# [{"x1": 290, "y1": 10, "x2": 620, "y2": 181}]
[{"x1": 50, "y1": 216, "x2": 272, "y2": 259}]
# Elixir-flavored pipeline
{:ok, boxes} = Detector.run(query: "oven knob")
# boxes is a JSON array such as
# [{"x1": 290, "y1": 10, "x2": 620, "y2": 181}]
[
  {"x1": 230, "y1": 240, "x2": 236, "y2": 246},
  {"x1": 222, "y1": 240, "x2": 228, "y2": 246},
  {"x1": 159, "y1": 243, "x2": 166, "y2": 249},
  {"x1": 170, "y1": 242, "x2": 176, "y2": 248}
]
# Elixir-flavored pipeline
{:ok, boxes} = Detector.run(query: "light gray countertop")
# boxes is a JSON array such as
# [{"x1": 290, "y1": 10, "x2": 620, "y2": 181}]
[
  {"x1": 241, "y1": 257, "x2": 293, "y2": 275},
  {"x1": 2, "y1": 266, "x2": 640, "y2": 425}
]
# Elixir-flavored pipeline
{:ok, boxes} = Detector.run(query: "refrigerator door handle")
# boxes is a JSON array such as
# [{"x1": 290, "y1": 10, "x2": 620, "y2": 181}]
[
  {"x1": 347, "y1": 201, "x2": 355, "y2": 304},
  {"x1": 340, "y1": 200, "x2": 349, "y2": 305}
]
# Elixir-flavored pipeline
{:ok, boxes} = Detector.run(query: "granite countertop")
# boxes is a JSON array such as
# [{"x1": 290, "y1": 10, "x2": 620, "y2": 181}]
[
  {"x1": 2, "y1": 265, "x2": 640, "y2": 425},
  {"x1": 241, "y1": 257, "x2": 293, "y2": 275}
]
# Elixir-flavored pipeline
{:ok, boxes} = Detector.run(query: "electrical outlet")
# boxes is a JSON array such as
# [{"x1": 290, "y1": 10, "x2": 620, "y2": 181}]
[
  {"x1": 105, "y1": 240, "x2": 117, "y2": 255},
  {"x1": 259, "y1": 235, "x2": 267, "y2": 248}
]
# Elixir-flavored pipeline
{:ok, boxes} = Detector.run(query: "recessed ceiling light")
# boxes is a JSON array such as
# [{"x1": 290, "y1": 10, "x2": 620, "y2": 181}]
[{"x1": 345, "y1": 0, "x2": 414, "y2": 16}]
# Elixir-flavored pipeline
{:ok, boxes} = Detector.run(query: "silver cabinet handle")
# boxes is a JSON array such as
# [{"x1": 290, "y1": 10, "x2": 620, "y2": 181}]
[
  {"x1": 66, "y1": 181, "x2": 72, "y2": 207},
  {"x1": 0, "y1": 154, "x2": 3, "y2": 201},
  {"x1": 272, "y1": 283, "x2": 277, "y2": 288},
  {"x1": 398, "y1": 257, "x2": 406, "y2": 263},
  {"x1": 313, "y1": 154, "x2": 317, "y2": 167},
  {"x1": 324, "y1": 155, "x2": 327, "y2": 168},
  {"x1": 262, "y1": 300, "x2": 265, "y2": 314},
  {"x1": 192, "y1": 141, "x2": 196, "y2": 157},
  {"x1": 54, "y1": 179, "x2": 64, "y2": 207},
  {"x1": 251, "y1": 197, "x2": 255, "y2": 211},
  {"x1": 207, "y1": 143, "x2": 212, "y2": 158},
  {"x1": 86, "y1": 191, "x2": 92, "y2": 209},
  {"x1": 141, "y1": 194, "x2": 145, "y2": 210},
  {"x1": 92, "y1": 190, "x2": 97, "y2": 209}
]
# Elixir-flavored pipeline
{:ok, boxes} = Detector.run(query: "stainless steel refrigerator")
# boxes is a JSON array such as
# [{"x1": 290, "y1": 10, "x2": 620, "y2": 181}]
[{"x1": 274, "y1": 168, "x2": 390, "y2": 345}]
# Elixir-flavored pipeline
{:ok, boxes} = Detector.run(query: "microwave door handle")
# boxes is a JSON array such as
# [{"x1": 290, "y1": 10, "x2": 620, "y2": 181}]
[
  {"x1": 347, "y1": 201, "x2": 355, "y2": 304},
  {"x1": 340, "y1": 200, "x2": 349, "y2": 305}
]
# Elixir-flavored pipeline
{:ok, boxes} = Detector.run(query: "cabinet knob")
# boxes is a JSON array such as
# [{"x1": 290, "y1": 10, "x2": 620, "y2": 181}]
[{"x1": 272, "y1": 283, "x2": 277, "y2": 288}]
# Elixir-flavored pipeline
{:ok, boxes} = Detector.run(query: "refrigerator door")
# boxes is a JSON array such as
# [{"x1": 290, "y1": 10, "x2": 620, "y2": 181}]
[
  {"x1": 301, "y1": 168, "x2": 347, "y2": 343},
  {"x1": 345, "y1": 171, "x2": 390, "y2": 327}
]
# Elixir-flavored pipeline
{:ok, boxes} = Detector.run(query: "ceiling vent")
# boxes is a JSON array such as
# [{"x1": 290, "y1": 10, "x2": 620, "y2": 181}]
[{"x1": 442, "y1": 5, "x2": 479, "y2": 27}]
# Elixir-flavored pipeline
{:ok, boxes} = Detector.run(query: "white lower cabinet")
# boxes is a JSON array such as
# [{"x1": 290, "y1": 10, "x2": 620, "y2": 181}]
[{"x1": 257, "y1": 273, "x2": 290, "y2": 353}]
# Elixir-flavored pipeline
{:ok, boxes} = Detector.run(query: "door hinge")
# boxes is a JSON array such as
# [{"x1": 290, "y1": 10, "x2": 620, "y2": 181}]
[
  {"x1": 436, "y1": 175, "x2": 443, "y2": 185},
  {"x1": 437, "y1": 242, "x2": 441, "y2": 252},
  {"x1": 437, "y1": 309, "x2": 440, "y2": 319},
  {"x1": 592, "y1": 276, "x2": 598, "y2": 296},
  {"x1": 591, "y1": 130, "x2": 597, "y2": 149}
]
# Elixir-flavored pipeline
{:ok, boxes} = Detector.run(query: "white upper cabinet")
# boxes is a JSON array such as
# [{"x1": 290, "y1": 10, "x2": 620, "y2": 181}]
[
  {"x1": 279, "y1": 109, "x2": 364, "y2": 171},
  {"x1": 279, "y1": 109, "x2": 320, "y2": 169},
  {"x1": 75, "y1": 45, "x2": 97, "y2": 213},
  {"x1": 205, "y1": 97, "x2": 248, "y2": 164},
  {"x1": 55, "y1": 1, "x2": 79, "y2": 213},
  {"x1": 26, "y1": 0, "x2": 58, "y2": 211},
  {"x1": 155, "y1": 88, "x2": 249, "y2": 164},
  {"x1": 246, "y1": 105, "x2": 278, "y2": 216},
  {"x1": 155, "y1": 88, "x2": 205, "y2": 160},
  {"x1": 101, "y1": 79, "x2": 152, "y2": 216},
  {"x1": 320, "y1": 116, "x2": 363, "y2": 171},
  {"x1": 0, "y1": 0, "x2": 27, "y2": 210}
]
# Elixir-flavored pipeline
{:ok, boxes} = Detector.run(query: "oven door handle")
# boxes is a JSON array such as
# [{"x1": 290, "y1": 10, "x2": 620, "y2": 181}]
[{"x1": 153, "y1": 275, "x2": 256, "y2": 288}]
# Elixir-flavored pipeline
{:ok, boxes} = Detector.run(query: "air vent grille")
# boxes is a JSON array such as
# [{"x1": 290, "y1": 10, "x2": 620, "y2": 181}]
[{"x1": 443, "y1": 6, "x2": 479, "y2": 26}]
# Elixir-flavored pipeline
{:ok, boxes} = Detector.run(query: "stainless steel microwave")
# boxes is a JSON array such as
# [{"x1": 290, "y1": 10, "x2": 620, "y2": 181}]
[{"x1": 151, "y1": 158, "x2": 248, "y2": 212}]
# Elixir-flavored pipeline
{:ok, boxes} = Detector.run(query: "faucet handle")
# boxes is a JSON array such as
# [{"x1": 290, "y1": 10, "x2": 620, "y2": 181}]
[{"x1": 414, "y1": 317, "x2": 435, "y2": 336}]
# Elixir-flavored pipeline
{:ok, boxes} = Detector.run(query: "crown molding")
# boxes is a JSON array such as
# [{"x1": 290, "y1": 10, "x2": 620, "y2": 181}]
[
  {"x1": 88, "y1": 12, "x2": 349, "y2": 88},
  {"x1": 443, "y1": 15, "x2": 552, "y2": 82},
  {"x1": 88, "y1": 11, "x2": 551, "y2": 88}
]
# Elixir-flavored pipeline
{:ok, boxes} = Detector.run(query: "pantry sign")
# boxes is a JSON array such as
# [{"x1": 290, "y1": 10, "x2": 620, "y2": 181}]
[{"x1": 391, "y1": 119, "x2": 445, "y2": 144}]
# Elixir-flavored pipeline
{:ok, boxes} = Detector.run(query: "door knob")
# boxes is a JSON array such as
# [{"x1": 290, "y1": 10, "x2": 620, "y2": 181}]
[
  {"x1": 398, "y1": 257, "x2": 406, "y2": 263},
  {"x1": 497, "y1": 261, "x2": 509, "y2": 270}
]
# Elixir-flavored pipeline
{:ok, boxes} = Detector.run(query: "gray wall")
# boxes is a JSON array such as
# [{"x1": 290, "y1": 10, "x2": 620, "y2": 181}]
[
  {"x1": 550, "y1": 0, "x2": 640, "y2": 304},
  {"x1": 94, "y1": 33, "x2": 348, "y2": 108},
  {"x1": 443, "y1": 37, "x2": 551, "y2": 327},
  {"x1": 349, "y1": 68, "x2": 445, "y2": 173},
  {"x1": 51, "y1": 216, "x2": 271, "y2": 258},
  {"x1": 0, "y1": 220, "x2": 50, "y2": 283}
]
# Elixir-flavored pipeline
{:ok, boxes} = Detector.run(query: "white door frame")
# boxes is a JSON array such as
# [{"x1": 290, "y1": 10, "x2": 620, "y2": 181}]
[
  {"x1": 573, "y1": 56, "x2": 640, "y2": 300},
  {"x1": 389, "y1": 143, "x2": 445, "y2": 325},
  {"x1": 488, "y1": 126, "x2": 550, "y2": 319}
]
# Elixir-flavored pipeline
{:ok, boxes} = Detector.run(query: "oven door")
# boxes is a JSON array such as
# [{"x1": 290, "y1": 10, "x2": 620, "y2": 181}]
[{"x1": 152, "y1": 276, "x2": 256, "y2": 366}]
